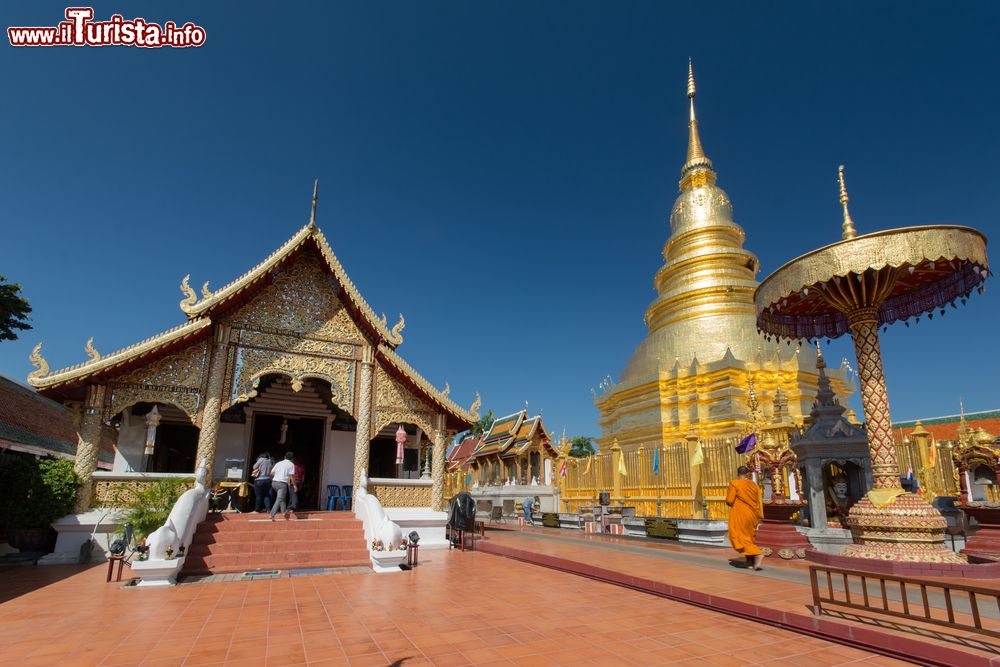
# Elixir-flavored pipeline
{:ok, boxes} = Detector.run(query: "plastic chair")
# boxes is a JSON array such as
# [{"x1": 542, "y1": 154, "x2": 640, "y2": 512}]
[
  {"x1": 326, "y1": 484, "x2": 341, "y2": 511},
  {"x1": 337, "y1": 485, "x2": 353, "y2": 511}
]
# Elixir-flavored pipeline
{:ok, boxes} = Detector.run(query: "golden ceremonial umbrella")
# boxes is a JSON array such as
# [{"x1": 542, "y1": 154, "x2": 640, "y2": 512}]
[{"x1": 754, "y1": 167, "x2": 989, "y2": 563}]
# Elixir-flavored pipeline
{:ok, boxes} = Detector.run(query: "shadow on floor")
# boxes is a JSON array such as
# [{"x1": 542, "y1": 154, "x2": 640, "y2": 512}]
[
  {"x1": 0, "y1": 563, "x2": 96, "y2": 605},
  {"x1": 822, "y1": 608, "x2": 1000, "y2": 655}
]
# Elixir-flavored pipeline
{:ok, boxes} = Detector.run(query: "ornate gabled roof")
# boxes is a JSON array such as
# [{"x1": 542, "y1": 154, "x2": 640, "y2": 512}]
[
  {"x1": 501, "y1": 415, "x2": 556, "y2": 459},
  {"x1": 28, "y1": 318, "x2": 212, "y2": 391},
  {"x1": 375, "y1": 343, "x2": 477, "y2": 429},
  {"x1": 179, "y1": 223, "x2": 405, "y2": 347},
  {"x1": 474, "y1": 410, "x2": 526, "y2": 458}
]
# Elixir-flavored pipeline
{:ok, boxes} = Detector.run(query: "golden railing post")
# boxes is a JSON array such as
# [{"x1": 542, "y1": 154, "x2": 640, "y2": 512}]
[
  {"x1": 611, "y1": 440, "x2": 623, "y2": 503},
  {"x1": 687, "y1": 432, "x2": 701, "y2": 519}
]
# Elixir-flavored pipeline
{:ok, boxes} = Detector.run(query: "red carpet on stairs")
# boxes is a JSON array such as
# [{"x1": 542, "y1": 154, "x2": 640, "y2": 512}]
[{"x1": 182, "y1": 511, "x2": 370, "y2": 575}]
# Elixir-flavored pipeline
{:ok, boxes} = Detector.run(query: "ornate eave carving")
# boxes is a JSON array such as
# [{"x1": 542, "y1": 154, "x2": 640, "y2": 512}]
[{"x1": 28, "y1": 318, "x2": 213, "y2": 390}]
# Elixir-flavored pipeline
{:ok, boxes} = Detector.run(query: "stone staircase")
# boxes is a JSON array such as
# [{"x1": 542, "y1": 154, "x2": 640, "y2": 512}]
[{"x1": 182, "y1": 512, "x2": 370, "y2": 575}]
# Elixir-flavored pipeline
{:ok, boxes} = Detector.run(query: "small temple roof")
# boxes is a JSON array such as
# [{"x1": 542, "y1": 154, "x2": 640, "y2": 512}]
[
  {"x1": 448, "y1": 435, "x2": 480, "y2": 472},
  {"x1": 0, "y1": 375, "x2": 113, "y2": 467},
  {"x1": 473, "y1": 410, "x2": 555, "y2": 460}
]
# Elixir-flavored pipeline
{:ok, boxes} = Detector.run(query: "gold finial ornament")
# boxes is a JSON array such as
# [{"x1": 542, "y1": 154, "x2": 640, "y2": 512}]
[
  {"x1": 838, "y1": 165, "x2": 858, "y2": 240},
  {"x1": 442, "y1": 382, "x2": 451, "y2": 399},
  {"x1": 179, "y1": 274, "x2": 198, "y2": 310},
  {"x1": 680, "y1": 59, "x2": 716, "y2": 191},
  {"x1": 308, "y1": 179, "x2": 319, "y2": 228},
  {"x1": 201, "y1": 281, "x2": 212, "y2": 299},
  {"x1": 470, "y1": 392, "x2": 482, "y2": 420},
  {"x1": 28, "y1": 343, "x2": 49, "y2": 380},
  {"x1": 84, "y1": 337, "x2": 100, "y2": 362}
]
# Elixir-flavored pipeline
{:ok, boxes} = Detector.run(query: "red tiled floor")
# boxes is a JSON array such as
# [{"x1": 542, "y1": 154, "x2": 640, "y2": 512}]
[
  {"x1": 482, "y1": 527, "x2": 1000, "y2": 662},
  {"x1": 0, "y1": 549, "x2": 909, "y2": 667}
]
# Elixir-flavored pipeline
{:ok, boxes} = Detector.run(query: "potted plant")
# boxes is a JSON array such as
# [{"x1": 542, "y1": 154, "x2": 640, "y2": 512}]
[
  {"x1": 121, "y1": 477, "x2": 193, "y2": 542},
  {"x1": 0, "y1": 455, "x2": 80, "y2": 553}
]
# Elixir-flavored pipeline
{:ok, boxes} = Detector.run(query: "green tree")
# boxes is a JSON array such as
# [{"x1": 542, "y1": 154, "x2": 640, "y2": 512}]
[
  {"x1": 457, "y1": 409, "x2": 495, "y2": 443},
  {"x1": 0, "y1": 275, "x2": 31, "y2": 341},
  {"x1": 568, "y1": 436, "x2": 596, "y2": 458}
]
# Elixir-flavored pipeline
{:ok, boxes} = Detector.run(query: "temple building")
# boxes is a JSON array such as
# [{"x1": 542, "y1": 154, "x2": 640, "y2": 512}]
[
  {"x1": 26, "y1": 192, "x2": 478, "y2": 517},
  {"x1": 596, "y1": 63, "x2": 852, "y2": 449},
  {"x1": 445, "y1": 409, "x2": 562, "y2": 512}
]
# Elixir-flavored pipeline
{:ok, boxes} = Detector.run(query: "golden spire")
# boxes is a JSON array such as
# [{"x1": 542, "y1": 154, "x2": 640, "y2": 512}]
[
  {"x1": 838, "y1": 165, "x2": 857, "y2": 240},
  {"x1": 308, "y1": 179, "x2": 319, "y2": 228},
  {"x1": 680, "y1": 59, "x2": 715, "y2": 190}
]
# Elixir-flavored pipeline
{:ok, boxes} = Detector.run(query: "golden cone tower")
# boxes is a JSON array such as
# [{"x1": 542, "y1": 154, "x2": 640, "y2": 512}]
[{"x1": 596, "y1": 62, "x2": 853, "y2": 449}]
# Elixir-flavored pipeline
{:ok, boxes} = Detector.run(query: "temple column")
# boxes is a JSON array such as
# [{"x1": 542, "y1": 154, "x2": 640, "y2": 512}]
[
  {"x1": 806, "y1": 465, "x2": 828, "y2": 529},
  {"x1": 353, "y1": 345, "x2": 375, "y2": 489},
  {"x1": 431, "y1": 416, "x2": 447, "y2": 511},
  {"x1": 73, "y1": 384, "x2": 107, "y2": 512},
  {"x1": 194, "y1": 325, "x2": 230, "y2": 484}
]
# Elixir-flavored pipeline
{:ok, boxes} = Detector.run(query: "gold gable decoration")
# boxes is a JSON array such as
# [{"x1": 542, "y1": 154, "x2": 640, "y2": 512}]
[
  {"x1": 103, "y1": 339, "x2": 210, "y2": 423},
  {"x1": 373, "y1": 365, "x2": 436, "y2": 436}
]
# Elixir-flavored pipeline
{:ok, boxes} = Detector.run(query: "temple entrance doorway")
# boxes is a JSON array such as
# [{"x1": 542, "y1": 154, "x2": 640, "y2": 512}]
[{"x1": 250, "y1": 414, "x2": 325, "y2": 510}]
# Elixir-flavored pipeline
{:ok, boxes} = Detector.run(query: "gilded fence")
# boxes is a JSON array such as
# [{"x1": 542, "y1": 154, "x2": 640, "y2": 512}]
[{"x1": 563, "y1": 442, "x2": 698, "y2": 517}]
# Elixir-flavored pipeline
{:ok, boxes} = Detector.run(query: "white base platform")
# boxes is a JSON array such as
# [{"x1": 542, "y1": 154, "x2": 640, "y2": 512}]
[
  {"x1": 676, "y1": 519, "x2": 730, "y2": 547},
  {"x1": 384, "y1": 508, "x2": 448, "y2": 549},
  {"x1": 130, "y1": 558, "x2": 184, "y2": 586},
  {"x1": 369, "y1": 549, "x2": 407, "y2": 572},
  {"x1": 38, "y1": 509, "x2": 125, "y2": 565}
]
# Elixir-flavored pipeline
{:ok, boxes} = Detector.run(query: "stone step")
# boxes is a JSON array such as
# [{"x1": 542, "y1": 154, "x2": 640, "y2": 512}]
[
  {"x1": 196, "y1": 517, "x2": 360, "y2": 533},
  {"x1": 186, "y1": 538, "x2": 367, "y2": 557},
  {"x1": 192, "y1": 527, "x2": 363, "y2": 545},
  {"x1": 181, "y1": 551, "x2": 370, "y2": 575}
]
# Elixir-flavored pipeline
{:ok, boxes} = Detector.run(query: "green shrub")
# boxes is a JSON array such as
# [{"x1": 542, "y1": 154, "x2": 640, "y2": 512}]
[
  {"x1": 0, "y1": 454, "x2": 80, "y2": 529},
  {"x1": 123, "y1": 478, "x2": 193, "y2": 540}
]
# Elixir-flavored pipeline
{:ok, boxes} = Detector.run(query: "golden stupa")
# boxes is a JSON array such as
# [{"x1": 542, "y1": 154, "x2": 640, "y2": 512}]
[{"x1": 596, "y1": 62, "x2": 854, "y2": 448}]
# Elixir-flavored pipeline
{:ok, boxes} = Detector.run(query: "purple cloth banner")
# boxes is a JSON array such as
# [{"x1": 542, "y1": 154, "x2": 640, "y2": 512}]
[{"x1": 735, "y1": 432, "x2": 756, "y2": 454}]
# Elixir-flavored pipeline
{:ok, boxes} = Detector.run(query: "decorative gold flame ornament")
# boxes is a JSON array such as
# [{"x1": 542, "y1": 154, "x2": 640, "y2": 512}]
[
  {"x1": 84, "y1": 337, "x2": 100, "y2": 362},
  {"x1": 754, "y1": 166, "x2": 990, "y2": 563}
]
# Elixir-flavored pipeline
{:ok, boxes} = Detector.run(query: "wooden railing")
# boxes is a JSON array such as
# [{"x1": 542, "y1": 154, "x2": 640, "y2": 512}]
[{"x1": 809, "y1": 564, "x2": 1000, "y2": 639}]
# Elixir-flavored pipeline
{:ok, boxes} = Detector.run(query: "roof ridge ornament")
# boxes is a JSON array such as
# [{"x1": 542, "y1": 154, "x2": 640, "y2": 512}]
[
  {"x1": 442, "y1": 382, "x2": 450, "y2": 399},
  {"x1": 308, "y1": 179, "x2": 319, "y2": 228},
  {"x1": 470, "y1": 392, "x2": 482, "y2": 420},
  {"x1": 389, "y1": 313, "x2": 405, "y2": 344},
  {"x1": 838, "y1": 165, "x2": 858, "y2": 240},
  {"x1": 84, "y1": 337, "x2": 100, "y2": 362},
  {"x1": 28, "y1": 343, "x2": 49, "y2": 380},
  {"x1": 201, "y1": 281, "x2": 212, "y2": 299},
  {"x1": 179, "y1": 274, "x2": 198, "y2": 312}
]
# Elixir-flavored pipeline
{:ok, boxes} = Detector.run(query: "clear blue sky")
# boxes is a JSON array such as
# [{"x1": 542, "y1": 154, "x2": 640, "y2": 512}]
[{"x1": 1, "y1": 2, "x2": 998, "y2": 439}]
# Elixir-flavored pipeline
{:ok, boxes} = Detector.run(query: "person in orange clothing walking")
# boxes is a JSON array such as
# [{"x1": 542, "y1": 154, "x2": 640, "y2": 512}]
[{"x1": 726, "y1": 465, "x2": 764, "y2": 570}]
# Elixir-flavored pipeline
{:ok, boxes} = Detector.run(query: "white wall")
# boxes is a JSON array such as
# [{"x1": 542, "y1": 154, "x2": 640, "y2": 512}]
[
  {"x1": 114, "y1": 412, "x2": 146, "y2": 473},
  {"x1": 322, "y1": 430, "x2": 356, "y2": 496},
  {"x1": 215, "y1": 422, "x2": 248, "y2": 480}
]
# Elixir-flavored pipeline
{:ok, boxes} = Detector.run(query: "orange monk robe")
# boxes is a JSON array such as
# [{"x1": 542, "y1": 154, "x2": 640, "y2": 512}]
[{"x1": 726, "y1": 478, "x2": 763, "y2": 557}]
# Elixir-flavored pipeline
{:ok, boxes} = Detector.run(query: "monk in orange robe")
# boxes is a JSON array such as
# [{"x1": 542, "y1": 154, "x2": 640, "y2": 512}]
[{"x1": 726, "y1": 465, "x2": 764, "y2": 570}]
